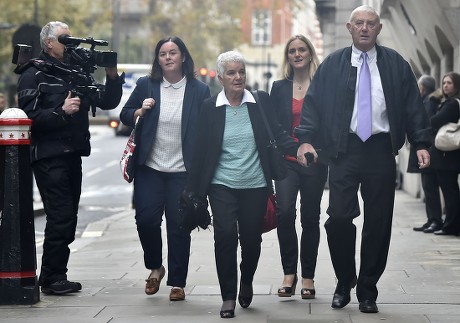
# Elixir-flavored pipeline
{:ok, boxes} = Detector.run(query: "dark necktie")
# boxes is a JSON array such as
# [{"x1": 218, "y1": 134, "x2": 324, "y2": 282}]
[{"x1": 357, "y1": 52, "x2": 372, "y2": 142}]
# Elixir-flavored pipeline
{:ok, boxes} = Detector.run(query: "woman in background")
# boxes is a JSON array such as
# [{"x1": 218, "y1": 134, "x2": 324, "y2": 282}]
[{"x1": 430, "y1": 71, "x2": 460, "y2": 236}]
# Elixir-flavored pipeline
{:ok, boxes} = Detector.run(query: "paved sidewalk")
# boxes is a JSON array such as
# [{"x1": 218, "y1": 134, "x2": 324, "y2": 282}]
[{"x1": 2, "y1": 189, "x2": 460, "y2": 323}]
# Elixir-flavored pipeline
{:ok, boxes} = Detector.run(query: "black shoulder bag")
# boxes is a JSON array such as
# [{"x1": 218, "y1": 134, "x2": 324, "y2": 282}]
[{"x1": 252, "y1": 90, "x2": 287, "y2": 181}]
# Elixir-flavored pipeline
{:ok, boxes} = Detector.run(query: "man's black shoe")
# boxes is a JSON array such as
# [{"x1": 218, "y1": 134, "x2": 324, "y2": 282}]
[
  {"x1": 413, "y1": 221, "x2": 430, "y2": 231},
  {"x1": 359, "y1": 300, "x2": 379, "y2": 313},
  {"x1": 423, "y1": 222, "x2": 443, "y2": 233},
  {"x1": 41, "y1": 280, "x2": 82, "y2": 295},
  {"x1": 331, "y1": 277, "x2": 357, "y2": 309}
]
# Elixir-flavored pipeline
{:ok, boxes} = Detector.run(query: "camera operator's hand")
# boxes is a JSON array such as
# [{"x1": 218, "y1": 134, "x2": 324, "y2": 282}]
[
  {"x1": 62, "y1": 91, "x2": 81, "y2": 115},
  {"x1": 105, "y1": 67, "x2": 118, "y2": 80}
]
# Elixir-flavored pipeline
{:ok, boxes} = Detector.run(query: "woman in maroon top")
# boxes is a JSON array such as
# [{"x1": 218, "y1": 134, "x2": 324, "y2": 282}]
[{"x1": 270, "y1": 35, "x2": 328, "y2": 299}]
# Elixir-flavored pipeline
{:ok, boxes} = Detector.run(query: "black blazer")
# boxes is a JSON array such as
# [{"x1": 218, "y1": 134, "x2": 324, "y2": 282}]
[
  {"x1": 120, "y1": 76, "x2": 211, "y2": 171},
  {"x1": 270, "y1": 79, "x2": 311, "y2": 156},
  {"x1": 186, "y1": 90, "x2": 292, "y2": 196}
]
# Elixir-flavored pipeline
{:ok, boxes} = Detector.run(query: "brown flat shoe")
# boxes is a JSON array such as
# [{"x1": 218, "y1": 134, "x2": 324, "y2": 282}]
[
  {"x1": 169, "y1": 287, "x2": 185, "y2": 301},
  {"x1": 145, "y1": 266, "x2": 165, "y2": 295}
]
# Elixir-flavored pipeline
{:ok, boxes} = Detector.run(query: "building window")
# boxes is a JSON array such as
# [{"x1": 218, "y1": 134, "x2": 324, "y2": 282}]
[{"x1": 252, "y1": 9, "x2": 271, "y2": 46}]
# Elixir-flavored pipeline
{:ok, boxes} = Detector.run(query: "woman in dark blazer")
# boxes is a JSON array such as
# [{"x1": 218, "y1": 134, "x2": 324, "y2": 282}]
[
  {"x1": 186, "y1": 51, "x2": 295, "y2": 319},
  {"x1": 270, "y1": 35, "x2": 328, "y2": 299},
  {"x1": 120, "y1": 36, "x2": 210, "y2": 301},
  {"x1": 429, "y1": 71, "x2": 460, "y2": 236}
]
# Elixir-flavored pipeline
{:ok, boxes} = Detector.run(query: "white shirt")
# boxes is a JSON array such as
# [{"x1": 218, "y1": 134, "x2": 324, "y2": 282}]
[
  {"x1": 215, "y1": 88, "x2": 256, "y2": 107},
  {"x1": 350, "y1": 45, "x2": 389, "y2": 135},
  {"x1": 145, "y1": 76, "x2": 186, "y2": 172}
]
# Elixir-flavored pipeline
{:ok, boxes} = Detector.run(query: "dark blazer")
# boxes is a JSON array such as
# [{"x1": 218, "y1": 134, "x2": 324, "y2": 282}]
[
  {"x1": 120, "y1": 76, "x2": 211, "y2": 171},
  {"x1": 270, "y1": 79, "x2": 318, "y2": 158},
  {"x1": 186, "y1": 90, "x2": 292, "y2": 196},
  {"x1": 295, "y1": 45, "x2": 431, "y2": 159}
]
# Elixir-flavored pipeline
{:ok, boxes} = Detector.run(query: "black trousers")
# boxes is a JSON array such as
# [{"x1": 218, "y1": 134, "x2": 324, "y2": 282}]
[
  {"x1": 208, "y1": 184, "x2": 268, "y2": 301},
  {"x1": 275, "y1": 160, "x2": 328, "y2": 279},
  {"x1": 435, "y1": 170, "x2": 460, "y2": 234},
  {"x1": 325, "y1": 133, "x2": 395, "y2": 302},
  {"x1": 421, "y1": 172, "x2": 442, "y2": 224},
  {"x1": 33, "y1": 154, "x2": 82, "y2": 286},
  {"x1": 134, "y1": 165, "x2": 190, "y2": 287}
]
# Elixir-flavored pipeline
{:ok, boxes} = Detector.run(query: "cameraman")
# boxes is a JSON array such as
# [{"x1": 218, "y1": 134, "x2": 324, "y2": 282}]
[{"x1": 16, "y1": 21, "x2": 123, "y2": 295}]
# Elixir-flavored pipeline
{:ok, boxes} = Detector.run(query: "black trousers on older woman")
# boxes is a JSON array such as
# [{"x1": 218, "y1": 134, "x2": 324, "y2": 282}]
[{"x1": 209, "y1": 184, "x2": 268, "y2": 301}]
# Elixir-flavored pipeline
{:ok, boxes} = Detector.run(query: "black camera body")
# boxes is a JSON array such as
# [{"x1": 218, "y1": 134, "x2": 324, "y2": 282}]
[{"x1": 58, "y1": 35, "x2": 117, "y2": 73}]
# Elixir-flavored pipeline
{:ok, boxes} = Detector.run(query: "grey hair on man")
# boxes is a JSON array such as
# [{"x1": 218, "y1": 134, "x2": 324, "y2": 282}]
[
  {"x1": 349, "y1": 5, "x2": 380, "y2": 23},
  {"x1": 418, "y1": 74, "x2": 436, "y2": 94},
  {"x1": 40, "y1": 21, "x2": 69, "y2": 52},
  {"x1": 216, "y1": 51, "x2": 245, "y2": 78}
]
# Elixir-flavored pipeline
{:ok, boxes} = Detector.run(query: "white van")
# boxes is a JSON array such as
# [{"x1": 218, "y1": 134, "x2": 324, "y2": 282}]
[{"x1": 108, "y1": 63, "x2": 151, "y2": 135}]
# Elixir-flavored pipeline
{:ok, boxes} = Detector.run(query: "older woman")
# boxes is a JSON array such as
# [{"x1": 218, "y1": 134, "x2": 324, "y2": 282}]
[
  {"x1": 185, "y1": 51, "x2": 294, "y2": 318},
  {"x1": 430, "y1": 71, "x2": 460, "y2": 236},
  {"x1": 120, "y1": 36, "x2": 210, "y2": 301}
]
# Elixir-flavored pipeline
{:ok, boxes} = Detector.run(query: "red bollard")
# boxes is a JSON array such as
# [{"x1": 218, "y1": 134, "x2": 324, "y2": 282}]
[{"x1": 0, "y1": 108, "x2": 39, "y2": 304}]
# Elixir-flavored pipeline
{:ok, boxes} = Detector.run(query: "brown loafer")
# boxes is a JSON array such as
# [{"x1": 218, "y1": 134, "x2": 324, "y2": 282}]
[
  {"x1": 169, "y1": 287, "x2": 185, "y2": 301},
  {"x1": 145, "y1": 266, "x2": 165, "y2": 295}
]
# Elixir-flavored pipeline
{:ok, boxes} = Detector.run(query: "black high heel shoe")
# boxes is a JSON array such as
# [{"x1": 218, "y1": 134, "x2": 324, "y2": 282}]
[
  {"x1": 220, "y1": 300, "x2": 236, "y2": 318},
  {"x1": 278, "y1": 275, "x2": 298, "y2": 297},
  {"x1": 238, "y1": 282, "x2": 253, "y2": 308}
]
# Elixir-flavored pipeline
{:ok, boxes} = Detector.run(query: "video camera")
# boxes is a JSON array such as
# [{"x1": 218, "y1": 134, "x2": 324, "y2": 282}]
[
  {"x1": 12, "y1": 35, "x2": 118, "y2": 117},
  {"x1": 58, "y1": 35, "x2": 117, "y2": 74}
]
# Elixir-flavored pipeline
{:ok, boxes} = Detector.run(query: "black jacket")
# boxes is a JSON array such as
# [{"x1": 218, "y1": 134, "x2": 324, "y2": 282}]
[
  {"x1": 119, "y1": 76, "x2": 211, "y2": 171},
  {"x1": 407, "y1": 91, "x2": 441, "y2": 173},
  {"x1": 270, "y1": 78, "x2": 326, "y2": 159},
  {"x1": 17, "y1": 51, "x2": 123, "y2": 162},
  {"x1": 294, "y1": 45, "x2": 431, "y2": 160},
  {"x1": 185, "y1": 90, "x2": 294, "y2": 196},
  {"x1": 429, "y1": 97, "x2": 460, "y2": 172}
]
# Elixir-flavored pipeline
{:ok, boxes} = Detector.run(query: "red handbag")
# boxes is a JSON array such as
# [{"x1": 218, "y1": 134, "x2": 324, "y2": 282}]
[{"x1": 262, "y1": 193, "x2": 277, "y2": 233}]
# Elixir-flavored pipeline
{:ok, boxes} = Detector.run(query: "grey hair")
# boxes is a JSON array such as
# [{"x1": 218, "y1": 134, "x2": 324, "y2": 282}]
[
  {"x1": 40, "y1": 21, "x2": 69, "y2": 52},
  {"x1": 418, "y1": 75, "x2": 436, "y2": 93},
  {"x1": 216, "y1": 51, "x2": 245, "y2": 78},
  {"x1": 349, "y1": 5, "x2": 380, "y2": 23}
]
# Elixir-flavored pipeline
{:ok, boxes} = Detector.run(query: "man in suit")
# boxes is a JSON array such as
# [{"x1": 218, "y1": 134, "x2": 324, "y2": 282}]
[{"x1": 295, "y1": 5, "x2": 431, "y2": 313}]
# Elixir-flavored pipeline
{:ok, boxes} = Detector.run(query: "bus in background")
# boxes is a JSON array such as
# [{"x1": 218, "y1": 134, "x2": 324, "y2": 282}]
[{"x1": 108, "y1": 63, "x2": 151, "y2": 136}]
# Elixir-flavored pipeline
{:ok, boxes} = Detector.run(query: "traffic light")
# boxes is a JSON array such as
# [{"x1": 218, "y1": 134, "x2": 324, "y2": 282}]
[
  {"x1": 199, "y1": 67, "x2": 208, "y2": 82},
  {"x1": 209, "y1": 69, "x2": 216, "y2": 85}
]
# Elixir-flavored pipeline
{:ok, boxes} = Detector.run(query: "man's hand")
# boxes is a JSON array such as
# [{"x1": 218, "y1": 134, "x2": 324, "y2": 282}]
[
  {"x1": 417, "y1": 149, "x2": 430, "y2": 169},
  {"x1": 105, "y1": 67, "x2": 118, "y2": 79},
  {"x1": 297, "y1": 143, "x2": 317, "y2": 167},
  {"x1": 61, "y1": 91, "x2": 81, "y2": 115}
]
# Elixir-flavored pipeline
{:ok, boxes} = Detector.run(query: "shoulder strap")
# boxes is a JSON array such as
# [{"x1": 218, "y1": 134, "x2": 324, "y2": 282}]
[{"x1": 252, "y1": 90, "x2": 275, "y2": 142}]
